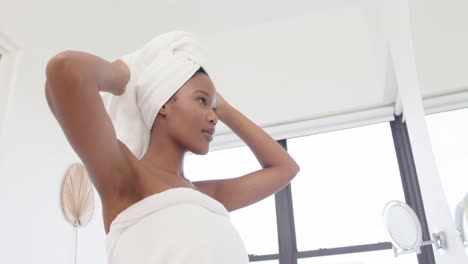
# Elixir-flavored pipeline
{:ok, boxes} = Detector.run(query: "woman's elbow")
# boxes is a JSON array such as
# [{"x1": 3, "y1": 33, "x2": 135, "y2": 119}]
[
  {"x1": 45, "y1": 51, "x2": 87, "y2": 97},
  {"x1": 291, "y1": 162, "x2": 300, "y2": 178},
  {"x1": 45, "y1": 51, "x2": 81, "y2": 112},
  {"x1": 284, "y1": 160, "x2": 300, "y2": 180},
  {"x1": 46, "y1": 51, "x2": 75, "y2": 80}
]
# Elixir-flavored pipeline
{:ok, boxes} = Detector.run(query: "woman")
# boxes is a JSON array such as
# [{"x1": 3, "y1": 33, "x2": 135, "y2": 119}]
[{"x1": 45, "y1": 31, "x2": 299, "y2": 263}]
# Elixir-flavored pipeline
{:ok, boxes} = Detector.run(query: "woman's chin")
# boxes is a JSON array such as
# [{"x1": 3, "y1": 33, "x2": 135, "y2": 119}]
[{"x1": 190, "y1": 146, "x2": 209, "y2": 155}]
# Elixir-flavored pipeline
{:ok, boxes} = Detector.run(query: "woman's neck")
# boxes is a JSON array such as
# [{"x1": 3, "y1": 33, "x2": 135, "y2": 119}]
[{"x1": 140, "y1": 132, "x2": 186, "y2": 178}]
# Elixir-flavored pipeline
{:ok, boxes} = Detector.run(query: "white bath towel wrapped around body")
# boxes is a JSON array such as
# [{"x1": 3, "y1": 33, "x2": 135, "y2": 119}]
[{"x1": 106, "y1": 188, "x2": 249, "y2": 264}]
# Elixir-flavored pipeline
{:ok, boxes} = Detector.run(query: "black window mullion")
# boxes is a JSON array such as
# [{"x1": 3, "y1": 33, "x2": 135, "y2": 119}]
[
  {"x1": 275, "y1": 139, "x2": 298, "y2": 264},
  {"x1": 248, "y1": 253, "x2": 280, "y2": 262},
  {"x1": 390, "y1": 115, "x2": 436, "y2": 264},
  {"x1": 296, "y1": 242, "x2": 392, "y2": 258}
]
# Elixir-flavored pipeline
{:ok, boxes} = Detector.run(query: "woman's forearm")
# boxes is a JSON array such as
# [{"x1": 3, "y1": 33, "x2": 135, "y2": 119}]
[{"x1": 46, "y1": 51, "x2": 129, "y2": 95}]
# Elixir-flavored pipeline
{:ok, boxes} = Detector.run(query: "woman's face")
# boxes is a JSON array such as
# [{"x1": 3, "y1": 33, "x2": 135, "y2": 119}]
[{"x1": 165, "y1": 71, "x2": 218, "y2": 155}]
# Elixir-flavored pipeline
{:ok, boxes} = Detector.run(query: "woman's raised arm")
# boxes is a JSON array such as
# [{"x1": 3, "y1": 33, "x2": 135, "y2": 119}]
[
  {"x1": 45, "y1": 51, "x2": 130, "y2": 196},
  {"x1": 194, "y1": 93, "x2": 300, "y2": 211}
]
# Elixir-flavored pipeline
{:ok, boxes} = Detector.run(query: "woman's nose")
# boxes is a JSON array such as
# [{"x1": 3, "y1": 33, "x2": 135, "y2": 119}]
[{"x1": 208, "y1": 110, "x2": 218, "y2": 125}]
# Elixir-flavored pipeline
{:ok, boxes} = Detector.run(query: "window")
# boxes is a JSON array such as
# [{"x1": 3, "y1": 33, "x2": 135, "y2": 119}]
[
  {"x1": 288, "y1": 122, "x2": 417, "y2": 263},
  {"x1": 426, "y1": 108, "x2": 468, "y2": 253},
  {"x1": 185, "y1": 121, "x2": 422, "y2": 263}
]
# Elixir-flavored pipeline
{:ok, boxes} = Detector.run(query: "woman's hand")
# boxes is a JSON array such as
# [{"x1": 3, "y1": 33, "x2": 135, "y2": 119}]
[
  {"x1": 214, "y1": 92, "x2": 229, "y2": 120},
  {"x1": 106, "y1": 59, "x2": 131, "y2": 95}
]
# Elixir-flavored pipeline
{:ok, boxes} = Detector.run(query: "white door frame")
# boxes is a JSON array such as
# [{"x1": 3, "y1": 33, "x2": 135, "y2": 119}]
[{"x1": 0, "y1": 32, "x2": 21, "y2": 138}]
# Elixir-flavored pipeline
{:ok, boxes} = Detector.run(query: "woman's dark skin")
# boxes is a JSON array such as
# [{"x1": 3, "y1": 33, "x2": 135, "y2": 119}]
[{"x1": 45, "y1": 50, "x2": 300, "y2": 234}]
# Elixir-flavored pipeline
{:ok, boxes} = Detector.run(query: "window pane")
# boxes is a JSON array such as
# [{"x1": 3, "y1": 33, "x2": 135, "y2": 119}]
[
  {"x1": 426, "y1": 108, "x2": 468, "y2": 254},
  {"x1": 185, "y1": 146, "x2": 279, "y2": 255},
  {"x1": 288, "y1": 123, "x2": 405, "y2": 250},
  {"x1": 298, "y1": 250, "x2": 418, "y2": 264}
]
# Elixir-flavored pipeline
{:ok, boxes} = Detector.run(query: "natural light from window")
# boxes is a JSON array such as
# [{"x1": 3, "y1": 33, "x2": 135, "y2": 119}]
[
  {"x1": 426, "y1": 108, "x2": 468, "y2": 254},
  {"x1": 288, "y1": 122, "x2": 417, "y2": 263}
]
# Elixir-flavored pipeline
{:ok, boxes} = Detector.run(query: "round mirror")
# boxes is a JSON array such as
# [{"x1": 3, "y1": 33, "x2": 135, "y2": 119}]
[
  {"x1": 383, "y1": 200, "x2": 422, "y2": 252},
  {"x1": 455, "y1": 193, "x2": 468, "y2": 245}
]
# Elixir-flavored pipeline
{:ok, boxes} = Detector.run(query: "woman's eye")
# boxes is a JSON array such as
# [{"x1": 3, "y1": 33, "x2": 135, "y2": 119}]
[{"x1": 198, "y1": 97, "x2": 207, "y2": 105}]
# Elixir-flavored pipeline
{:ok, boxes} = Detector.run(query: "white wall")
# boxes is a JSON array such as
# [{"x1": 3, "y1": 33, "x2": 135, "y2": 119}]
[
  {"x1": 409, "y1": 0, "x2": 468, "y2": 98},
  {"x1": 0, "y1": 0, "x2": 467, "y2": 263}
]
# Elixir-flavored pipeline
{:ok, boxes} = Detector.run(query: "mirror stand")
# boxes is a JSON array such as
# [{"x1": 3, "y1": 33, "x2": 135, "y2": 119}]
[
  {"x1": 420, "y1": 232, "x2": 448, "y2": 250},
  {"x1": 392, "y1": 231, "x2": 447, "y2": 257},
  {"x1": 392, "y1": 245, "x2": 420, "y2": 257}
]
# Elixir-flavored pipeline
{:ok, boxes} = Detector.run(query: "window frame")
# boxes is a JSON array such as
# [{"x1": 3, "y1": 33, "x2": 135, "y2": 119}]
[{"x1": 247, "y1": 117, "x2": 432, "y2": 264}]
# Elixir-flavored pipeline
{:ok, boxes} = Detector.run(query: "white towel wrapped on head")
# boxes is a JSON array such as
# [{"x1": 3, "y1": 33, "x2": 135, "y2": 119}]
[{"x1": 102, "y1": 31, "x2": 207, "y2": 158}]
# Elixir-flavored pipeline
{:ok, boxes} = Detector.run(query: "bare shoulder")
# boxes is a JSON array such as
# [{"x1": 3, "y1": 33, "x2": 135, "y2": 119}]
[{"x1": 192, "y1": 180, "x2": 218, "y2": 200}]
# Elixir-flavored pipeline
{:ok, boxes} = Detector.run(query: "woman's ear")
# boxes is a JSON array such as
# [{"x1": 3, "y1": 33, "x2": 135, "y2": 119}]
[
  {"x1": 159, "y1": 94, "x2": 176, "y2": 116},
  {"x1": 158, "y1": 104, "x2": 167, "y2": 116}
]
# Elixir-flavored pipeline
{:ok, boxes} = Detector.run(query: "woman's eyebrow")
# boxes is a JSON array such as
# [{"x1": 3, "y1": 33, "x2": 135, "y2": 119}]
[{"x1": 194, "y1": 90, "x2": 210, "y2": 96}]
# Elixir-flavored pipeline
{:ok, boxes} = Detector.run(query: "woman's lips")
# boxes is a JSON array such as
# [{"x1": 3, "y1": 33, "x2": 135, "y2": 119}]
[{"x1": 202, "y1": 128, "x2": 215, "y2": 141}]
